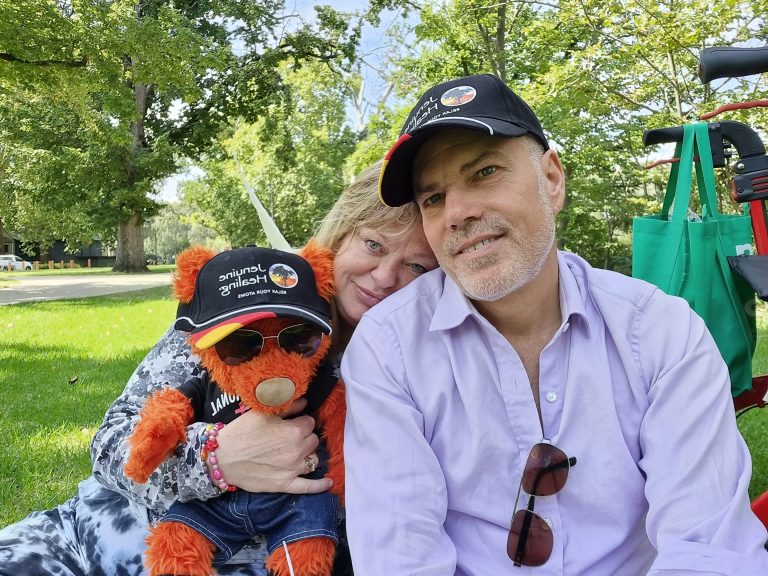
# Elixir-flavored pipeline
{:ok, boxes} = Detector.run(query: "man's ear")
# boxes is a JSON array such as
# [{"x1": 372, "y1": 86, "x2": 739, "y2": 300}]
[
  {"x1": 541, "y1": 149, "x2": 566, "y2": 215},
  {"x1": 173, "y1": 246, "x2": 217, "y2": 303},
  {"x1": 299, "y1": 240, "x2": 335, "y2": 301}
]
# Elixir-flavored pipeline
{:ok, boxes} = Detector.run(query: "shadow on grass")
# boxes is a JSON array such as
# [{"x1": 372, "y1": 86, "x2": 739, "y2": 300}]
[
  {"x1": 0, "y1": 286, "x2": 177, "y2": 524},
  {"x1": 0, "y1": 338, "x2": 157, "y2": 524},
  {"x1": 0, "y1": 340, "x2": 154, "y2": 426},
  {"x1": 0, "y1": 425, "x2": 93, "y2": 525}
]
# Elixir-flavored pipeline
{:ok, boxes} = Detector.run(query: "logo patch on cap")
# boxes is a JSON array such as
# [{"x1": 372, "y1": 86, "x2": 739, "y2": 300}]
[
  {"x1": 269, "y1": 263, "x2": 298, "y2": 288},
  {"x1": 440, "y1": 85, "x2": 476, "y2": 106}
]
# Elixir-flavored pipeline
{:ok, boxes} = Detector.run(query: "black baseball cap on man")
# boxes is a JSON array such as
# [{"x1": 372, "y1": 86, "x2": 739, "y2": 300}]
[
  {"x1": 378, "y1": 73, "x2": 549, "y2": 207},
  {"x1": 174, "y1": 246, "x2": 332, "y2": 350}
]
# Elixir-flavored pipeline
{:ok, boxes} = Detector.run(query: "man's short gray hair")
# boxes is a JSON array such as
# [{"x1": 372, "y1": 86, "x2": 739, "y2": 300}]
[{"x1": 521, "y1": 134, "x2": 545, "y2": 163}]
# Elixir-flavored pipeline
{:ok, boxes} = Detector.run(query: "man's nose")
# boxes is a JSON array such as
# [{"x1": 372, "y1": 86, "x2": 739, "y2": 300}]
[{"x1": 444, "y1": 189, "x2": 481, "y2": 230}]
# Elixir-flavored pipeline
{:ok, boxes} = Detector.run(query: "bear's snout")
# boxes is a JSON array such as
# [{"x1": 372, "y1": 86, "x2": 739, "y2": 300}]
[{"x1": 255, "y1": 377, "x2": 297, "y2": 406}]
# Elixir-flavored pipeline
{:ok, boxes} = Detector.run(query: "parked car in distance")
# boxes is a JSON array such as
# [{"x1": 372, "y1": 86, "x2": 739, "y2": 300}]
[{"x1": 0, "y1": 254, "x2": 33, "y2": 271}]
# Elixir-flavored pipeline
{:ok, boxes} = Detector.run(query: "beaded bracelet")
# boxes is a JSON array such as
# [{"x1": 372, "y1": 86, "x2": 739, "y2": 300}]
[{"x1": 201, "y1": 422, "x2": 237, "y2": 492}]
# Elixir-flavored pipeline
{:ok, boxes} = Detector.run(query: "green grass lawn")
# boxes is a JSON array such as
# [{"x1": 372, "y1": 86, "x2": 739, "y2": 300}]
[
  {"x1": 738, "y1": 306, "x2": 768, "y2": 503},
  {"x1": 1, "y1": 283, "x2": 768, "y2": 527},
  {"x1": 0, "y1": 286, "x2": 177, "y2": 525},
  {"x1": 0, "y1": 263, "x2": 175, "y2": 277}
]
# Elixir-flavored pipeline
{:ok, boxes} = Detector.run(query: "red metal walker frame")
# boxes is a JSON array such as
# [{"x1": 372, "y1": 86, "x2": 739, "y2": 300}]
[{"x1": 643, "y1": 45, "x2": 768, "y2": 526}]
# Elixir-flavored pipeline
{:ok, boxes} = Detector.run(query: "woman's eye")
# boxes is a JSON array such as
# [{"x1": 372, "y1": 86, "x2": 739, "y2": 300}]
[
  {"x1": 479, "y1": 166, "x2": 496, "y2": 178},
  {"x1": 409, "y1": 263, "x2": 428, "y2": 274},
  {"x1": 364, "y1": 239, "x2": 382, "y2": 252}
]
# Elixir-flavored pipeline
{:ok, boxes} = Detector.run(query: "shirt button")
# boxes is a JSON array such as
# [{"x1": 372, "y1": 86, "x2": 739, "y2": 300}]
[{"x1": 546, "y1": 392, "x2": 558, "y2": 403}]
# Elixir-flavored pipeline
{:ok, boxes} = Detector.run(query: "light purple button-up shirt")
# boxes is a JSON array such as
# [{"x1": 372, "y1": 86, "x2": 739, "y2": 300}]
[{"x1": 342, "y1": 251, "x2": 768, "y2": 575}]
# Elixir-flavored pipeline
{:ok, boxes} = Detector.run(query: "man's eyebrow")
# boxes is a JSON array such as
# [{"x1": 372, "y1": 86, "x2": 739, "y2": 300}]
[
  {"x1": 459, "y1": 150, "x2": 505, "y2": 174},
  {"x1": 414, "y1": 181, "x2": 438, "y2": 200},
  {"x1": 414, "y1": 149, "x2": 505, "y2": 199}
]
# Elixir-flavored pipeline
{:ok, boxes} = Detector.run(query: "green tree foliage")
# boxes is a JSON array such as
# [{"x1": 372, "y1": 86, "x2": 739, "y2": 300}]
[
  {"x1": 0, "y1": 0, "x2": 362, "y2": 270},
  {"x1": 143, "y1": 202, "x2": 225, "y2": 262},
  {"x1": 361, "y1": 0, "x2": 768, "y2": 272},
  {"x1": 0, "y1": 88, "x2": 126, "y2": 257},
  {"x1": 6, "y1": 0, "x2": 767, "y2": 271},
  {"x1": 182, "y1": 62, "x2": 356, "y2": 247}
]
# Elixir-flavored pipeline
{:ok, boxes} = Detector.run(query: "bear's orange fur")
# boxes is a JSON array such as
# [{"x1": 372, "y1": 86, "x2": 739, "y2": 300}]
[{"x1": 124, "y1": 242, "x2": 344, "y2": 576}]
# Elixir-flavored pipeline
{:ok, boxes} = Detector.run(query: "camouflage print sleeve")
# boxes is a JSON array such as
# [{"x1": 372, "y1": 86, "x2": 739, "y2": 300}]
[{"x1": 90, "y1": 325, "x2": 220, "y2": 514}]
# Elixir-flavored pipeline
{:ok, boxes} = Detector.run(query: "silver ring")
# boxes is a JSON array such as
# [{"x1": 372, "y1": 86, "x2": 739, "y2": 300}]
[{"x1": 304, "y1": 455, "x2": 316, "y2": 474}]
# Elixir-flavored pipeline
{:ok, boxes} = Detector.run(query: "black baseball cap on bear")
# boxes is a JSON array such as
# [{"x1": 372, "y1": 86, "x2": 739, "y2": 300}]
[
  {"x1": 378, "y1": 73, "x2": 549, "y2": 207},
  {"x1": 174, "y1": 246, "x2": 332, "y2": 349}
]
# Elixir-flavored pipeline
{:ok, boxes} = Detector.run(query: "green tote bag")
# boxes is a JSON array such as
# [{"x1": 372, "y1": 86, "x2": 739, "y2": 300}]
[{"x1": 632, "y1": 122, "x2": 756, "y2": 397}]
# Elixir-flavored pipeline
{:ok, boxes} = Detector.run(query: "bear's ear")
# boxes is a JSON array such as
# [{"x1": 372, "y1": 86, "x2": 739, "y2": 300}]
[
  {"x1": 173, "y1": 246, "x2": 217, "y2": 303},
  {"x1": 299, "y1": 240, "x2": 335, "y2": 302}
]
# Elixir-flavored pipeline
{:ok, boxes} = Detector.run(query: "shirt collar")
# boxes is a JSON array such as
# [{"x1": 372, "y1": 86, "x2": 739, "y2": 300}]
[
  {"x1": 430, "y1": 272, "x2": 475, "y2": 332},
  {"x1": 429, "y1": 251, "x2": 592, "y2": 336},
  {"x1": 556, "y1": 251, "x2": 592, "y2": 337}
]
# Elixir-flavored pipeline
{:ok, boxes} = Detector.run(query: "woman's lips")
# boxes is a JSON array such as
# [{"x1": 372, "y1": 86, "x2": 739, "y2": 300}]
[{"x1": 355, "y1": 284, "x2": 384, "y2": 308}]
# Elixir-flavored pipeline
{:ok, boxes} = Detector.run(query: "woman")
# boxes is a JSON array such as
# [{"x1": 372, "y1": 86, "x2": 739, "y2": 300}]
[{"x1": 0, "y1": 161, "x2": 438, "y2": 576}]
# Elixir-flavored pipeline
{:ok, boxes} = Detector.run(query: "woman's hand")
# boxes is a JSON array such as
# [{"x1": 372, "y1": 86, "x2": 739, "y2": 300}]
[{"x1": 211, "y1": 399, "x2": 332, "y2": 494}]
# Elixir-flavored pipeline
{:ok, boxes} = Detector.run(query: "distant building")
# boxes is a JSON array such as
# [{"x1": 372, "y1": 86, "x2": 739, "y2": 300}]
[
  {"x1": 1, "y1": 230, "x2": 28, "y2": 257},
  {"x1": 0, "y1": 231, "x2": 114, "y2": 267},
  {"x1": 48, "y1": 239, "x2": 114, "y2": 265}
]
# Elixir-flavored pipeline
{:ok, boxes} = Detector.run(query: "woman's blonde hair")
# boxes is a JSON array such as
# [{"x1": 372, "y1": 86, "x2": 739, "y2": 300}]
[{"x1": 314, "y1": 160, "x2": 422, "y2": 252}]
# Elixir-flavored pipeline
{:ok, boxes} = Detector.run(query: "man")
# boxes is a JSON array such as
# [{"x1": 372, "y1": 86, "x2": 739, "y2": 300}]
[{"x1": 341, "y1": 73, "x2": 768, "y2": 575}]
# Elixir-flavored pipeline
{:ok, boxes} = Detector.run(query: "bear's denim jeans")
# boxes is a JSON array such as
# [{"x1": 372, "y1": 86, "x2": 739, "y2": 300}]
[{"x1": 162, "y1": 489, "x2": 339, "y2": 564}]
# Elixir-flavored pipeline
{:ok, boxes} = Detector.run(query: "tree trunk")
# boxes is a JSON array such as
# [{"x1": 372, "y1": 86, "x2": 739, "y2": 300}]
[
  {"x1": 495, "y1": 2, "x2": 506, "y2": 82},
  {"x1": 113, "y1": 212, "x2": 148, "y2": 272},
  {"x1": 0, "y1": 218, "x2": 4, "y2": 253},
  {"x1": 667, "y1": 52, "x2": 684, "y2": 118},
  {"x1": 113, "y1": 46, "x2": 151, "y2": 273}
]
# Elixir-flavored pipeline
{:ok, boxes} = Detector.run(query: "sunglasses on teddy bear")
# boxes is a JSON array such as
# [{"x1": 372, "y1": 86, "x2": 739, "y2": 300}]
[{"x1": 215, "y1": 324, "x2": 325, "y2": 366}]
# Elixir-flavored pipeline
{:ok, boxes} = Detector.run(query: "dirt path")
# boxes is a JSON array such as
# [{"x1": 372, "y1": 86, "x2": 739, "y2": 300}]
[{"x1": 0, "y1": 273, "x2": 172, "y2": 305}]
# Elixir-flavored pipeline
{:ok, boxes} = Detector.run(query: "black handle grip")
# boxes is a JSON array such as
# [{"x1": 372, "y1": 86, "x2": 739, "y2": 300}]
[
  {"x1": 719, "y1": 120, "x2": 766, "y2": 159},
  {"x1": 643, "y1": 127, "x2": 684, "y2": 146},
  {"x1": 699, "y1": 46, "x2": 768, "y2": 83}
]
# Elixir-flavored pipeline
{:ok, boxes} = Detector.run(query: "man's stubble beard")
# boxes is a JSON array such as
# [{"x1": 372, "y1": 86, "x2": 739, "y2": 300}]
[{"x1": 439, "y1": 173, "x2": 556, "y2": 302}]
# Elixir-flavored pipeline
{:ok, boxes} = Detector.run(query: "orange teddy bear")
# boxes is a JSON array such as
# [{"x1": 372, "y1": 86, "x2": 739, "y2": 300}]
[{"x1": 124, "y1": 242, "x2": 345, "y2": 576}]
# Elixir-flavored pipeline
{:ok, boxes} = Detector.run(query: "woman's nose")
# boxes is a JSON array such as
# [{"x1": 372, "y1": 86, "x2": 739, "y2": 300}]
[{"x1": 370, "y1": 259, "x2": 400, "y2": 291}]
